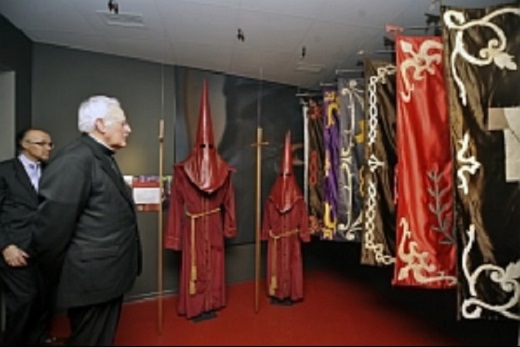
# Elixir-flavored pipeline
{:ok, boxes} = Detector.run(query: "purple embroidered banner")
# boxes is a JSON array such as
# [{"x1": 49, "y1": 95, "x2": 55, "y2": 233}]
[{"x1": 321, "y1": 87, "x2": 340, "y2": 240}]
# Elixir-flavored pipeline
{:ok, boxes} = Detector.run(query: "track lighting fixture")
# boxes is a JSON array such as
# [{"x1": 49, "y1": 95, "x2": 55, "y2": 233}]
[
  {"x1": 108, "y1": 0, "x2": 119, "y2": 14},
  {"x1": 300, "y1": 46, "x2": 306, "y2": 60},
  {"x1": 424, "y1": 13, "x2": 441, "y2": 35},
  {"x1": 383, "y1": 36, "x2": 395, "y2": 49},
  {"x1": 237, "y1": 28, "x2": 245, "y2": 42},
  {"x1": 425, "y1": 13, "x2": 440, "y2": 27}
]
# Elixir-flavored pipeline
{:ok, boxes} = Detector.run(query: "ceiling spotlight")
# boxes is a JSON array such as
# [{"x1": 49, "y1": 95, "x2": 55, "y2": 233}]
[
  {"x1": 108, "y1": 0, "x2": 119, "y2": 14},
  {"x1": 383, "y1": 36, "x2": 395, "y2": 49},
  {"x1": 300, "y1": 46, "x2": 306, "y2": 60},
  {"x1": 237, "y1": 28, "x2": 245, "y2": 42},
  {"x1": 425, "y1": 13, "x2": 440, "y2": 26}
]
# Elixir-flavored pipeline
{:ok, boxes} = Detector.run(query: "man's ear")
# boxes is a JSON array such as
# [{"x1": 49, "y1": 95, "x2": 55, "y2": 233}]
[
  {"x1": 20, "y1": 140, "x2": 29, "y2": 151},
  {"x1": 95, "y1": 118, "x2": 106, "y2": 134}
]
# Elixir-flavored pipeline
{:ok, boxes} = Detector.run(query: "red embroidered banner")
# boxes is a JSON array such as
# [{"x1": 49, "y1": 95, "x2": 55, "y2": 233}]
[{"x1": 393, "y1": 35, "x2": 456, "y2": 289}]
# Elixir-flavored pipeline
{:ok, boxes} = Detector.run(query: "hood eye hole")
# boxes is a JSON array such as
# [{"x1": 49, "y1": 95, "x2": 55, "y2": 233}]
[{"x1": 199, "y1": 144, "x2": 214, "y2": 149}]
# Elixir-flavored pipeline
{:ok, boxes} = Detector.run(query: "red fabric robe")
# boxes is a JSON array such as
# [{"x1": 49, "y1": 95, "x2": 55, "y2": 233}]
[
  {"x1": 261, "y1": 195, "x2": 310, "y2": 301},
  {"x1": 165, "y1": 165, "x2": 236, "y2": 319}
]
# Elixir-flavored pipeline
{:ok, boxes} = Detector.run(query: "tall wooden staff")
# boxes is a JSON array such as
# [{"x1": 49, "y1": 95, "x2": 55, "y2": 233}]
[
  {"x1": 157, "y1": 119, "x2": 164, "y2": 333},
  {"x1": 251, "y1": 69, "x2": 268, "y2": 313}
]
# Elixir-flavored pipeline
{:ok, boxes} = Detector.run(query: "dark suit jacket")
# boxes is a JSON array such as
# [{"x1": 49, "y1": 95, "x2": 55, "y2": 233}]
[
  {"x1": 32, "y1": 134, "x2": 142, "y2": 308},
  {"x1": 0, "y1": 157, "x2": 39, "y2": 262}
]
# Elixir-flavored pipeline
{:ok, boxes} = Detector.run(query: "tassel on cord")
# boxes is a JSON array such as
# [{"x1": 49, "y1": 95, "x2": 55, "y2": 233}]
[{"x1": 269, "y1": 276, "x2": 277, "y2": 296}]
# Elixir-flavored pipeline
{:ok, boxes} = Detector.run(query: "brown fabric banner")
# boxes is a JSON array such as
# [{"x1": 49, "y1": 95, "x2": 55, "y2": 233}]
[
  {"x1": 360, "y1": 59, "x2": 397, "y2": 266},
  {"x1": 304, "y1": 99, "x2": 325, "y2": 235},
  {"x1": 442, "y1": 1, "x2": 520, "y2": 320},
  {"x1": 393, "y1": 35, "x2": 457, "y2": 289}
]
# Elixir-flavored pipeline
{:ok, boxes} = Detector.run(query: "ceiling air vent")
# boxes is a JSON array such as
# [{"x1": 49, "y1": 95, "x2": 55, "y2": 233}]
[
  {"x1": 96, "y1": 10, "x2": 145, "y2": 28},
  {"x1": 295, "y1": 62, "x2": 323, "y2": 73}
]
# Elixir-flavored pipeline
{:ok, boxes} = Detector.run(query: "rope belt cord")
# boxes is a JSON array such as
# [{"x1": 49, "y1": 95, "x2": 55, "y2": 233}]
[
  {"x1": 185, "y1": 207, "x2": 221, "y2": 295},
  {"x1": 267, "y1": 228, "x2": 300, "y2": 296}
]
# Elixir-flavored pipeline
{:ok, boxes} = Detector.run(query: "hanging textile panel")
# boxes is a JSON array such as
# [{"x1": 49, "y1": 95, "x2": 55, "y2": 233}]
[
  {"x1": 442, "y1": 1, "x2": 520, "y2": 320},
  {"x1": 304, "y1": 98, "x2": 325, "y2": 235},
  {"x1": 360, "y1": 59, "x2": 397, "y2": 266},
  {"x1": 336, "y1": 78, "x2": 365, "y2": 243},
  {"x1": 302, "y1": 102, "x2": 310, "y2": 204},
  {"x1": 393, "y1": 35, "x2": 457, "y2": 289},
  {"x1": 321, "y1": 86, "x2": 340, "y2": 240}
]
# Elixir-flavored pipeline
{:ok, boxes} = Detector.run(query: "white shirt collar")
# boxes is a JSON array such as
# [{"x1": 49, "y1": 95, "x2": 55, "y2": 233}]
[
  {"x1": 88, "y1": 134, "x2": 114, "y2": 153},
  {"x1": 18, "y1": 153, "x2": 40, "y2": 169}
]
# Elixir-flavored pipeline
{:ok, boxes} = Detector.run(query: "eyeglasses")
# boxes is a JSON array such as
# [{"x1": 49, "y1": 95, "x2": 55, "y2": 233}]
[{"x1": 26, "y1": 140, "x2": 54, "y2": 148}]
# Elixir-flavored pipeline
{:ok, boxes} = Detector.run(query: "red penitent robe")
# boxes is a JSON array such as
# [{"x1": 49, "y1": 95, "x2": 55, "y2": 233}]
[
  {"x1": 261, "y1": 197, "x2": 310, "y2": 301},
  {"x1": 165, "y1": 165, "x2": 237, "y2": 319}
]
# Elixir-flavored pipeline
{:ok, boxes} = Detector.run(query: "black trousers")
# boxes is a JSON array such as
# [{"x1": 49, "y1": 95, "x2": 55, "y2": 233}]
[
  {"x1": 66, "y1": 295, "x2": 123, "y2": 346},
  {"x1": 0, "y1": 262, "x2": 53, "y2": 346}
]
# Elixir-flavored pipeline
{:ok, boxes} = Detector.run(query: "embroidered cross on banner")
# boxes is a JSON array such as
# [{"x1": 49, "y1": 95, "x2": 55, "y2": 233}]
[{"x1": 488, "y1": 107, "x2": 520, "y2": 182}]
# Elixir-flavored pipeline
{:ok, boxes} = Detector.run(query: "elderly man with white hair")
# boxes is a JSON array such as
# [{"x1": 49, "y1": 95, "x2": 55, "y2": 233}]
[{"x1": 32, "y1": 95, "x2": 142, "y2": 346}]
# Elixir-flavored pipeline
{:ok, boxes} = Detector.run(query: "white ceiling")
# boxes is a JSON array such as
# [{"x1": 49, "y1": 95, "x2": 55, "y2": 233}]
[{"x1": 0, "y1": 0, "x2": 505, "y2": 89}]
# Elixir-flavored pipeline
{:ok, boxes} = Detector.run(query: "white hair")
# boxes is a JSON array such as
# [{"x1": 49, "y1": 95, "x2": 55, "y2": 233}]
[{"x1": 77, "y1": 95, "x2": 121, "y2": 133}]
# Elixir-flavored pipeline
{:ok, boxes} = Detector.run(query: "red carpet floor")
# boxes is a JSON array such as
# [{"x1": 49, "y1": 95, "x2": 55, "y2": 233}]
[{"x1": 50, "y1": 268, "x2": 465, "y2": 346}]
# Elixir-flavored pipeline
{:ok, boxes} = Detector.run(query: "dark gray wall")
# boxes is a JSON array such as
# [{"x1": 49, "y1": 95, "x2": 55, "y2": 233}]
[
  {"x1": 31, "y1": 43, "x2": 260, "y2": 300},
  {"x1": 0, "y1": 15, "x2": 32, "y2": 137},
  {"x1": 0, "y1": 18, "x2": 295, "y2": 302}
]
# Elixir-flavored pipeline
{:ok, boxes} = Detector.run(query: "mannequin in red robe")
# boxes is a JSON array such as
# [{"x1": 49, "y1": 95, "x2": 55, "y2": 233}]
[
  {"x1": 165, "y1": 80, "x2": 237, "y2": 320},
  {"x1": 262, "y1": 131, "x2": 310, "y2": 304}
]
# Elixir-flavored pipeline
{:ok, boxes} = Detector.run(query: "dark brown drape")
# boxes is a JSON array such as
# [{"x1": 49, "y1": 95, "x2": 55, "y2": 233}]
[
  {"x1": 442, "y1": 1, "x2": 520, "y2": 320},
  {"x1": 360, "y1": 59, "x2": 397, "y2": 266}
]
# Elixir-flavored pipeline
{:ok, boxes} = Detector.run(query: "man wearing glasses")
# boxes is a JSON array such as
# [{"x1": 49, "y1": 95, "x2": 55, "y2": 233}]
[{"x1": 0, "y1": 128, "x2": 58, "y2": 346}]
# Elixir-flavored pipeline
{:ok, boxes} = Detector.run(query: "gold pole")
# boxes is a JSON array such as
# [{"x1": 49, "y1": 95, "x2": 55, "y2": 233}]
[
  {"x1": 252, "y1": 127, "x2": 268, "y2": 313},
  {"x1": 157, "y1": 119, "x2": 164, "y2": 333}
]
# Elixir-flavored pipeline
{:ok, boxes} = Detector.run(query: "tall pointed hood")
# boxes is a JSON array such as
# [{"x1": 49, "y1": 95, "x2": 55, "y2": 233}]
[
  {"x1": 280, "y1": 130, "x2": 294, "y2": 177},
  {"x1": 269, "y1": 130, "x2": 303, "y2": 213},
  {"x1": 195, "y1": 79, "x2": 215, "y2": 148},
  {"x1": 180, "y1": 80, "x2": 231, "y2": 193}
]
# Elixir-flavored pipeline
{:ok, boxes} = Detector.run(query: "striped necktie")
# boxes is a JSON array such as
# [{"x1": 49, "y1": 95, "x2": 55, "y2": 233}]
[{"x1": 28, "y1": 162, "x2": 40, "y2": 191}]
